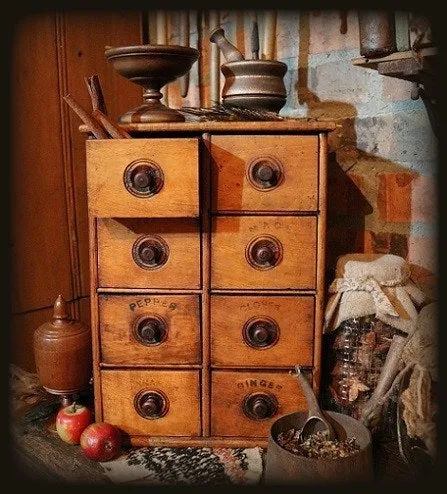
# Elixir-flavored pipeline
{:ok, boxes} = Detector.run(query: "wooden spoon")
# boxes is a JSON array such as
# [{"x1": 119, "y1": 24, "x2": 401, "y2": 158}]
[{"x1": 292, "y1": 365, "x2": 336, "y2": 443}]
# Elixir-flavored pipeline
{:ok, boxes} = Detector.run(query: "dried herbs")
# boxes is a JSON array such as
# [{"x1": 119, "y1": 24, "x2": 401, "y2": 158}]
[
  {"x1": 324, "y1": 315, "x2": 396, "y2": 419},
  {"x1": 179, "y1": 104, "x2": 284, "y2": 121},
  {"x1": 277, "y1": 429, "x2": 360, "y2": 459}
]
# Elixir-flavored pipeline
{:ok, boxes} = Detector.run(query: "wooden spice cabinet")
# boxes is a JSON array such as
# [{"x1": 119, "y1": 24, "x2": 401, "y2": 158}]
[{"x1": 85, "y1": 120, "x2": 334, "y2": 447}]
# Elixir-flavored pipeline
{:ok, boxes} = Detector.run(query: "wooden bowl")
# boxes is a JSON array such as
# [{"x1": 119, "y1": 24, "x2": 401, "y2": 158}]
[
  {"x1": 264, "y1": 410, "x2": 373, "y2": 484},
  {"x1": 105, "y1": 44, "x2": 198, "y2": 123}
]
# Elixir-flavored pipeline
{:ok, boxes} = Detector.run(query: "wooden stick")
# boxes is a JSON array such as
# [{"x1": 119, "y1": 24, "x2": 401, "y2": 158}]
[
  {"x1": 209, "y1": 10, "x2": 220, "y2": 105},
  {"x1": 313, "y1": 132, "x2": 328, "y2": 395},
  {"x1": 179, "y1": 10, "x2": 190, "y2": 98},
  {"x1": 92, "y1": 110, "x2": 131, "y2": 139},
  {"x1": 156, "y1": 10, "x2": 167, "y2": 44},
  {"x1": 84, "y1": 75, "x2": 108, "y2": 114},
  {"x1": 359, "y1": 333, "x2": 409, "y2": 427},
  {"x1": 263, "y1": 10, "x2": 277, "y2": 60},
  {"x1": 63, "y1": 94, "x2": 108, "y2": 139},
  {"x1": 156, "y1": 11, "x2": 168, "y2": 105}
]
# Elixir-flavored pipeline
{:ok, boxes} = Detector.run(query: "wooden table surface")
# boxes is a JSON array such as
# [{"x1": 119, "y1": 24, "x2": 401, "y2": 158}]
[{"x1": 9, "y1": 398, "x2": 432, "y2": 486}]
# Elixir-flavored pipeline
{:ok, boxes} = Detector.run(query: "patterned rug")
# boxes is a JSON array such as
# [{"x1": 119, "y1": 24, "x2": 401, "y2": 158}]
[{"x1": 99, "y1": 446, "x2": 264, "y2": 485}]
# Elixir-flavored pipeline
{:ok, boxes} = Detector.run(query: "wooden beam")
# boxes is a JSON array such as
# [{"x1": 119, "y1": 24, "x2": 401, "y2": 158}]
[{"x1": 352, "y1": 46, "x2": 437, "y2": 68}]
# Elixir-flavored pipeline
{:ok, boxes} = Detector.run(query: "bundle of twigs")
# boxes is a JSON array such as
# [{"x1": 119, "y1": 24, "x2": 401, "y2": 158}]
[
  {"x1": 63, "y1": 75, "x2": 131, "y2": 139},
  {"x1": 179, "y1": 103, "x2": 284, "y2": 121}
]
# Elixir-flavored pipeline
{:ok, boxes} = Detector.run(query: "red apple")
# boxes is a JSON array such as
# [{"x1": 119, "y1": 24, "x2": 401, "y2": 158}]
[
  {"x1": 80, "y1": 422, "x2": 122, "y2": 461},
  {"x1": 56, "y1": 402, "x2": 92, "y2": 444}
]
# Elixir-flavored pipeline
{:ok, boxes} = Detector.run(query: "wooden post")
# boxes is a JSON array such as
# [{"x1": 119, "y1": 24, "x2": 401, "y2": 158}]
[
  {"x1": 156, "y1": 10, "x2": 167, "y2": 44},
  {"x1": 209, "y1": 10, "x2": 220, "y2": 106},
  {"x1": 263, "y1": 10, "x2": 277, "y2": 60},
  {"x1": 156, "y1": 11, "x2": 168, "y2": 105},
  {"x1": 179, "y1": 10, "x2": 190, "y2": 98}
]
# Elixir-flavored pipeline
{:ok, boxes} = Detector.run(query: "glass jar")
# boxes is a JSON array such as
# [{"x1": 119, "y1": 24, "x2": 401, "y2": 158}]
[{"x1": 322, "y1": 314, "x2": 397, "y2": 435}]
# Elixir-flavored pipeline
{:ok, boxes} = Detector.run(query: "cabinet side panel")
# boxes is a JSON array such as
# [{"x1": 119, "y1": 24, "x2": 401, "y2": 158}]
[{"x1": 313, "y1": 133, "x2": 328, "y2": 393}]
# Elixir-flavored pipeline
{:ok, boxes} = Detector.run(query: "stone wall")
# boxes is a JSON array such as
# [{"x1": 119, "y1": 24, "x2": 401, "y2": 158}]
[{"x1": 166, "y1": 10, "x2": 438, "y2": 282}]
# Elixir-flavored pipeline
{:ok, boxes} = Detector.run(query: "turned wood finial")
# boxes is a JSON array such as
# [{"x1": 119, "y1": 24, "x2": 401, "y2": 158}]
[{"x1": 53, "y1": 294, "x2": 70, "y2": 322}]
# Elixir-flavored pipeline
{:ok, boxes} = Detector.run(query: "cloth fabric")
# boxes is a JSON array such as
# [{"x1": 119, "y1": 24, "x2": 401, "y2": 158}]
[
  {"x1": 99, "y1": 446, "x2": 264, "y2": 485},
  {"x1": 324, "y1": 254, "x2": 426, "y2": 334},
  {"x1": 399, "y1": 302, "x2": 438, "y2": 457}
]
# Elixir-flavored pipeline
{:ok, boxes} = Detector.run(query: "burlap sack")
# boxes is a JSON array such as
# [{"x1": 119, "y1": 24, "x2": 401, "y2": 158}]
[{"x1": 324, "y1": 253, "x2": 426, "y2": 334}]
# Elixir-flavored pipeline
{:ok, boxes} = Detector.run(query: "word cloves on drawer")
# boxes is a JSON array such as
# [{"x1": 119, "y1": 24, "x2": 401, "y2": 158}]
[{"x1": 211, "y1": 295, "x2": 314, "y2": 367}]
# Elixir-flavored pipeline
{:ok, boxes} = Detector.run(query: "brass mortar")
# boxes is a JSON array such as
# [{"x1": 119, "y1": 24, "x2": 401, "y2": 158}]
[{"x1": 220, "y1": 59, "x2": 288, "y2": 113}]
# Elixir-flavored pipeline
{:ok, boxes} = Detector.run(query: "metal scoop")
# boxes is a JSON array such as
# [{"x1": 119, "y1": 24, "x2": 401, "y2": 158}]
[{"x1": 292, "y1": 365, "x2": 336, "y2": 443}]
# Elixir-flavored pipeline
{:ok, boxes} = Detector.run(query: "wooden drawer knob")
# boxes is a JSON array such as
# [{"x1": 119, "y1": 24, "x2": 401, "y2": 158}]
[
  {"x1": 243, "y1": 392, "x2": 278, "y2": 420},
  {"x1": 132, "y1": 235, "x2": 170, "y2": 270},
  {"x1": 247, "y1": 156, "x2": 283, "y2": 191},
  {"x1": 134, "y1": 390, "x2": 169, "y2": 419},
  {"x1": 124, "y1": 159, "x2": 164, "y2": 198},
  {"x1": 246, "y1": 235, "x2": 283, "y2": 270},
  {"x1": 133, "y1": 314, "x2": 168, "y2": 346},
  {"x1": 243, "y1": 316, "x2": 279, "y2": 349}
]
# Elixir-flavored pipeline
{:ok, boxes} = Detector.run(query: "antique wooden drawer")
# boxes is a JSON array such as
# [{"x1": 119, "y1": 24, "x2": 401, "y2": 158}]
[
  {"x1": 101, "y1": 370, "x2": 201, "y2": 436},
  {"x1": 210, "y1": 295, "x2": 314, "y2": 367},
  {"x1": 211, "y1": 370, "x2": 308, "y2": 437},
  {"x1": 99, "y1": 294, "x2": 200, "y2": 365},
  {"x1": 210, "y1": 135, "x2": 318, "y2": 212},
  {"x1": 211, "y1": 216, "x2": 317, "y2": 289},
  {"x1": 86, "y1": 138, "x2": 199, "y2": 217},
  {"x1": 97, "y1": 218, "x2": 201, "y2": 289}
]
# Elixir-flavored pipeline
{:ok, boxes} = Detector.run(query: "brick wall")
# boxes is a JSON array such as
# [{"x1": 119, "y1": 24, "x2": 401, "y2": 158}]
[{"x1": 166, "y1": 10, "x2": 438, "y2": 282}]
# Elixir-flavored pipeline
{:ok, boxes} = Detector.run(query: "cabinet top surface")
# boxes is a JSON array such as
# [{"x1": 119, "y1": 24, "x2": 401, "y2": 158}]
[{"x1": 80, "y1": 118, "x2": 336, "y2": 135}]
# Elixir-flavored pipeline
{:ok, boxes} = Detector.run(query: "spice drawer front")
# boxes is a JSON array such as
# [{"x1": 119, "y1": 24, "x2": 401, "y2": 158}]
[
  {"x1": 99, "y1": 294, "x2": 201, "y2": 365},
  {"x1": 211, "y1": 370, "x2": 308, "y2": 437},
  {"x1": 211, "y1": 216, "x2": 317, "y2": 289},
  {"x1": 101, "y1": 370, "x2": 201, "y2": 436},
  {"x1": 97, "y1": 218, "x2": 201, "y2": 289},
  {"x1": 210, "y1": 135, "x2": 318, "y2": 212},
  {"x1": 210, "y1": 295, "x2": 314, "y2": 367},
  {"x1": 86, "y1": 138, "x2": 199, "y2": 217}
]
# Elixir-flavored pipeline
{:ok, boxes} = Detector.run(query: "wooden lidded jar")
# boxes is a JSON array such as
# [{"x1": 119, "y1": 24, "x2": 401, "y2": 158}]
[{"x1": 34, "y1": 295, "x2": 92, "y2": 401}]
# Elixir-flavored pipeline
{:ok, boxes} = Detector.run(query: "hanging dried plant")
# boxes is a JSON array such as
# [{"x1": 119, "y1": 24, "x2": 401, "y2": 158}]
[{"x1": 179, "y1": 103, "x2": 284, "y2": 121}]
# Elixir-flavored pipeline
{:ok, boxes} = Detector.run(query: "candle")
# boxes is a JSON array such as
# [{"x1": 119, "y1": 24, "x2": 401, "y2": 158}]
[
  {"x1": 209, "y1": 10, "x2": 220, "y2": 105},
  {"x1": 180, "y1": 10, "x2": 190, "y2": 98},
  {"x1": 156, "y1": 11, "x2": 168, "y2": 105},
  {"x1": 263, "y1": 10, "x2": 277, "y2": 60},
  {"x1": 156, "y1": 10, "x2": 167, "y2": 44}
]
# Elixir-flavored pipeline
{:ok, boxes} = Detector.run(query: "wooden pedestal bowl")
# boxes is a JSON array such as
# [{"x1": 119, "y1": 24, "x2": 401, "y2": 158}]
[{"x1": 105, "y1": 44, "x2": 199, "y2": 123}]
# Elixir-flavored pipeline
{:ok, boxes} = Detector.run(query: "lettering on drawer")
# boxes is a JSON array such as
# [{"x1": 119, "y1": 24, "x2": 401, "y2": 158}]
[
  {"x1": 212, "y1": 216, "x2": 317, "y2": 289},
  {"x1": 101, "y1": 370, "x2": 201, "y2": 437},
  {"x1": 211, "y1": 295, "x2": 314, "y2": 366},
  {"x1": 99, "y1": 294, "x2": 200, "y2": 365},
  {"x1": 239, "y1": 299, "x2": 280, "y2": 311},
  {"x1": 211, "y1": 370, "x2": 308, "y2": 437},
  {"x1": 129, "y1": 297, "x2": 178, "y2": 312},
  {"x1": 248, "y1": 220, "x2": 292, "y2": 233},
  {"x1": 236, "y1": 378, "x2": 283, "y2": 392}
]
